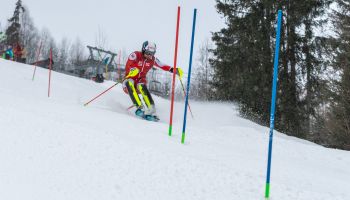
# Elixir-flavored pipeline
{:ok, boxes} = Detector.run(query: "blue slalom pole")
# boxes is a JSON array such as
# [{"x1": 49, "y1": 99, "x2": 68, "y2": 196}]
[
  {"x1": 181, "y1": 9, "x2": 197, "y2": 144},
  {"x1": 265, "y1": 10, "x2": 282, "y2": 199}
]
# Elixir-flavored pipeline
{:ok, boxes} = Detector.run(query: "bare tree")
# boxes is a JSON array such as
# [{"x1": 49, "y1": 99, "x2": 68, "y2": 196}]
[
  {"x1": 19, "y1": 6, "x2": 40, "y2": 63},
  {"x1": 191, "y1": 39, "x2": 213, "y2": 100},
  {"x1": 56, "y1": 37, "x2": 71, "y2": 71},
  {"x1": 70, "y1": 37, "x2": 86, "y2": 66},
  {"x1": 121, "y1": 47, "x2": 128, "y2": 65},
  {"x1": 94, "y1": 26, "x2": 108, "y2": 50},
  {"x1": 0, "y1": 23, "x2": 6, "y2": 48},
  {"x1": 39, "y1": 27, "x2": 54, "y2": 59}
]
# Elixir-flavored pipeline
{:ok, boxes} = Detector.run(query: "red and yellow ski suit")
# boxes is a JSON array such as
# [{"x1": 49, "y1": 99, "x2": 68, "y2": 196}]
[
  {"x1": 124, "y1": 51, "x2": 172, "y2": 84},
  {"x1": 123, "y1": 51, "x2": 172, "y2": 114}
]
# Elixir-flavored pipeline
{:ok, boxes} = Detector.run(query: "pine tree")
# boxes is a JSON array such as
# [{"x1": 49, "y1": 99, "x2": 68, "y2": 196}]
[
  {"x1": 212, "y1": 0, "x2": 275, "y2": 124},
  {"x1": 212, "y1": 0, "x2": 330, "y2": 138},
  {"x1": 326, "y1": 0, "x2": 350, "y2": 149},
  {"x1": 6, "y1": 0, "x2": 25, "y2": 45},
  {"x1": 300, "y1": 2, "x2": 330, "y2": 139},
  {"x1": 277, "y1": 0, "x2": 330, "y2": 138},
  {"x1": 57, "y1": 38, "x2": 71, "y2": 72}
]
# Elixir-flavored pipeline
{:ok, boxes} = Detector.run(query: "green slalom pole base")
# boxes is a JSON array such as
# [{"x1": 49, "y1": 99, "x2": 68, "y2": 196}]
[
  {"x1": 181, "y1": 132, "x2": 185, "y2": 144},
  {"x1": 265, "y1": 183, "x2": 270, "y2": 199},
  {"x1": 168, "y1": 125, "x2": 173, "y2": 136}
]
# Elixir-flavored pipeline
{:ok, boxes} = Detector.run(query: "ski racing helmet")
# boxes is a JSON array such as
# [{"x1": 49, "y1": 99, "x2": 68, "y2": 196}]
[{"x1": 142, "y1": 41, "x2": 156, "y2": 56}]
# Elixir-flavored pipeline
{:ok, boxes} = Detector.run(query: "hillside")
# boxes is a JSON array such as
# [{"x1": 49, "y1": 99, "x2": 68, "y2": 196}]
[{"x1": 0, "y1": 58, "x2": 349, "y2": 200}]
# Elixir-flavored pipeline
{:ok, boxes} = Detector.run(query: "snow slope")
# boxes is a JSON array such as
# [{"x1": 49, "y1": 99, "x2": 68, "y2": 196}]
[{"x1": 0, "y1": 58, "x2": 349, "y2": 200}]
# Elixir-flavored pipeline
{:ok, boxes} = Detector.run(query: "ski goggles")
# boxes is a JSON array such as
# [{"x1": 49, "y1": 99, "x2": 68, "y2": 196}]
[{"x1": 144, "y1": 50, "x2": 155, "y2": 56}]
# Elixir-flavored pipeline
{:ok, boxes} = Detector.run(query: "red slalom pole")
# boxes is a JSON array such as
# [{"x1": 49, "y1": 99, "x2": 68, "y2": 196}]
[
  {"x1": 118, "y1": 49, "x2": 122, "y2": 81},
  {"x1": 32, "y1": 41, "x2": 42, "y2": 81},
  {"x1": 48, "y1": 48, "x2": 52, "y2": 97},
  {"x1": 84, "y1": 82, "x2": 120, "y2": 106},
  {"x1": 168, "y1": 6, "x2": 181, "y2": 136}
]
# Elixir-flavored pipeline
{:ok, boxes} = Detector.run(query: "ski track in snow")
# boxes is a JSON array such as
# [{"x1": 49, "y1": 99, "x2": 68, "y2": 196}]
[{"x1": 0, "y1": 59, "x2": 349, "y2": 200}]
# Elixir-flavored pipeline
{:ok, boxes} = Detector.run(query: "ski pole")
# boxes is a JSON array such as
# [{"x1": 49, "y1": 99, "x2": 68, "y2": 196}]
[
  {"x1": 178, "y1": 76, "x2": 194, "y2": 119},
  {"x1": 127, "y1": 105, "x2": 135, "y2": 110},
  {"x1": 84, "y1": 82, "x2": 120, "y2": 106}
]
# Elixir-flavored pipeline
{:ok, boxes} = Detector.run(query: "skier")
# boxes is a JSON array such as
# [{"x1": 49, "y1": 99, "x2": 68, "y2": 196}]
[
  {"x1": 2, "y1": 45, "x2": 14, "y2": 60},
  {"x1": 13, "y1": 43, "x2": 23, "y2": 62},
  {"x1": 123, "y1": 41, "x2": 183, "y2": 121}
]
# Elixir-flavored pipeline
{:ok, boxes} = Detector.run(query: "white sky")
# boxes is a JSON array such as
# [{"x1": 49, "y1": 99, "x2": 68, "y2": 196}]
[{"x1": 0, "y1": 0, "x2": 225, "y2": 69}]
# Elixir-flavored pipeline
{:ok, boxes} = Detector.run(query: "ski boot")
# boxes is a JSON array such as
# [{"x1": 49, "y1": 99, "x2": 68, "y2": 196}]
[
  {"x1": 143, "y1": 108, "x2": 160, "y2": 122},
  {"x1": 135, "y1": 107, "x2": 145, "y2": 118},
  {"x1": 144, "y1": 114, "x2": 160, "y2": 122}
]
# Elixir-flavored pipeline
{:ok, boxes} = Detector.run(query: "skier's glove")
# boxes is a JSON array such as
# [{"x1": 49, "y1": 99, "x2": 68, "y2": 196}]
[
  {"x1": 126, "y1": 67, "x2": 140, "y2": 78},
  {"x1": 170, "y1": 67, "x2": 184, "y2": 79}
]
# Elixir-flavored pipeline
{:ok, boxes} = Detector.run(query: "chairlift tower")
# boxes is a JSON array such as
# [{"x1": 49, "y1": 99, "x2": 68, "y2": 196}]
[{"x1": 86, "y1": 45, "x2": 120, "y2": 82}]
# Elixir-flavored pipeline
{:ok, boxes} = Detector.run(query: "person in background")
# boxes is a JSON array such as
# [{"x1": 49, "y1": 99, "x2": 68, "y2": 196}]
[
  {"x1": 3, "y1": 45, "x2": 14, "y2": 60},
  {"x1": 13, "y1": 43, "x2": 23, "y2": 62}
]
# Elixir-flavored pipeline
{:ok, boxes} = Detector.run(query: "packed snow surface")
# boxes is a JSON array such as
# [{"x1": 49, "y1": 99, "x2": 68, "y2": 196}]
[{"x1": 0, "y1": 59, "x2": 349, "y2": 200}]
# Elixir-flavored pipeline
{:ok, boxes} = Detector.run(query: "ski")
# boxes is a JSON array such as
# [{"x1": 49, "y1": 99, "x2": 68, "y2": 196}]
[{"x1": 134, "y1": 108, "x2": 160, "y2": 122}]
